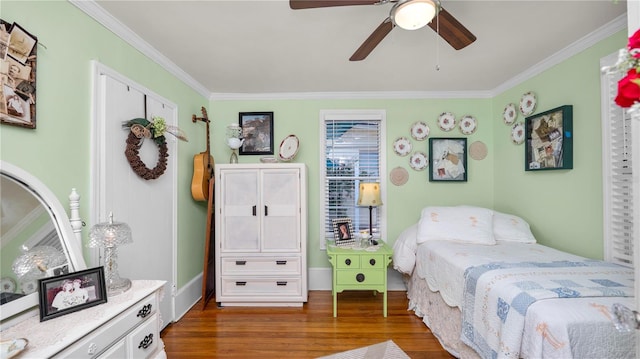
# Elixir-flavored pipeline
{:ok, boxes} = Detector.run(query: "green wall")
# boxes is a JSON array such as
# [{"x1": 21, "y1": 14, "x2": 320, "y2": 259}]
[
  {"x1": 0, "y1": 1, "x2": 627, "y2": 290},
  {"x1": 492, "y1": 30, "x2": 627, "y2": 259},
  {"x1": 0, "y1": 1, "x2": 210, "y2": 287}
]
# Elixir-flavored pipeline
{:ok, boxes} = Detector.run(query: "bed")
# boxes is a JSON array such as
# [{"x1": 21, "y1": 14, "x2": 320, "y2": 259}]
[{"x1": 392, "y1": 205, "x2": 636, "y2": 359}]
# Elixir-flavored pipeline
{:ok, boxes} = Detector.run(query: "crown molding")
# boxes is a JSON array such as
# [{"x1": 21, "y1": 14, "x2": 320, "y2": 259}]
[
  {"x1": 70, "y1": 1, "x2": 626, "y2": 102},
  {"x1": 490, "y1": 14, "x2": 627, "y2": 97},
  {"x1": 209, "y1": 90, "x2": 494, "y2": 101},
  {"x1": 69, "y1": 0, "x2": 211, "y2": 99}
]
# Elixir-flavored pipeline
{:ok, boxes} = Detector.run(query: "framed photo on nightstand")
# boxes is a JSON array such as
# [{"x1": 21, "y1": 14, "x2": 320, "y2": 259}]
[{"x1": 332, "y1": 218, "x2": 355, "y2": 246}]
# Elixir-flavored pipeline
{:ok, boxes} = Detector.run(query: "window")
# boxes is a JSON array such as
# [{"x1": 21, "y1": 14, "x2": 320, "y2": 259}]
[
  {"x1": 601, "y1": 52, "x2": 634, "y2": 267},
  {"x1": 320, "y1": 110, "x2": 386, "y2": 247}
]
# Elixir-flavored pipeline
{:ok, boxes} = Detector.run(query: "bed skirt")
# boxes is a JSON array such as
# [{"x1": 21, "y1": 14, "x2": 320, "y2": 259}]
[{"x1": 405, "y1": 272, "x2": 480, "y2": 359}]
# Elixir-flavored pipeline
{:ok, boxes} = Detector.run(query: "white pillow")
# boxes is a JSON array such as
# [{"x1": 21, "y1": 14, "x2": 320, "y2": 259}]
[
  {"x1": 493, "y1": 211, "x2": 537, "y2": 243},
  {"x1": 416, "y1": 206, "x2": 496, "y2": 245},
  {"x1": 392, "y1": 223, "x2": 419, "y2": 275}
]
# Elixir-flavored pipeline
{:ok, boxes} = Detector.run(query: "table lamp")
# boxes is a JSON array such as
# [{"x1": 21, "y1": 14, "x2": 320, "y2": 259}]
[
  {"x1": 88, "y1": 212, "x2": 133, "y2": 296},
  {"x1": 357, "y1": 182, "x2": 382, "y2": 244},
  {"x1": 12, "y1": 245, "x2": 66, "y2": 280}
]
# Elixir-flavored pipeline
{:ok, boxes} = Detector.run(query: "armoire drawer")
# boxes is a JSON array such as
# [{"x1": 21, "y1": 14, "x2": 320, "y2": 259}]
[
  {"x1": 221, "y1": 256, "x2": 301, "y2": 275},
  {"x1": 55, "y1": 292, "x2": 158, "y2": 358},
  {"x1": 220, "y1": 277, "x2": 302, "y2": 296}
]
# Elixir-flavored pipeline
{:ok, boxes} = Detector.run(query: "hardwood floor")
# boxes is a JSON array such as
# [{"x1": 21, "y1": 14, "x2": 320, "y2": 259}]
[{"x1": 160, "y1": 290, "x2": 454, "y2": 358}]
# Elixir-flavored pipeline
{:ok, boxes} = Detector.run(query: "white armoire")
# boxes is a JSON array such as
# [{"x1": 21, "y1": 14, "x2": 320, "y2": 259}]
[{"x1": 214, "y1": 163, "x2": 308, "y2": 306}]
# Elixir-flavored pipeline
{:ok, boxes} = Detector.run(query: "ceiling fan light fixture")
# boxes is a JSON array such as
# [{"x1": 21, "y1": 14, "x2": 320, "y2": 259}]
[{"x1": 392, "y1": 0, "x2": 436, "y2": 31}]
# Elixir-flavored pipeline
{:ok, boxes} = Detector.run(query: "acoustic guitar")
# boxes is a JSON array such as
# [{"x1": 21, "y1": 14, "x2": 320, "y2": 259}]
[{"x1": 191, "y1": 107, "x2": 214, "y2": 201}]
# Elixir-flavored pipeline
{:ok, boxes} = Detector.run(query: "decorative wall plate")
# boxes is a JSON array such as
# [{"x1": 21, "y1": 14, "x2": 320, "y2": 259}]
[
  {"x1": 409, "y1": 152, "x2": 428, "y2": 171},
  {"x1": 469, "y1": 141, "x2": 488, "y2": 160},
  {"x1": 0, "y1": 277, "x2": 16, "y2": 293},
  {"x1": 503, "y1": 103, "x2": 517, "y2": 125},
  {"x1": 410, "y1": 121, "x2": 430, "y2": 141},
  {"x1": 511, "y1": 122, "x2": 525, "y2": 145},
  {"x1": 393, "y1": 137, "x2": 412, "y2": 156},
  {"x1": 278, "y1": 134, "x2": 299, "y2": 162},
  {"x1": 437, "y1": 112, "x2": 456, "y2": 131},
  {"x1": 519, "y1": 91, "x2": 537, "y2": 116},
  {"x1": 389, "y1": 167, "x2": 409, "y2": 186},
  {"x1": 459, "y1": 115, "x2": 477, "y2": 135},
  {"x1": 20, "y1": 279, "x2": 37, "y2": 294}
]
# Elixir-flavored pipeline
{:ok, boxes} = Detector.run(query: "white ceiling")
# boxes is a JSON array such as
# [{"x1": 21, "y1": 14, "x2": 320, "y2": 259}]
[{"x1": 84, "y1": 0, "x2": 627, "y2": 98}]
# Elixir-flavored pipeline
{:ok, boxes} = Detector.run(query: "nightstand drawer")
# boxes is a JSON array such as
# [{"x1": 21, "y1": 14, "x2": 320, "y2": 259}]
[
  {"x1": 221, "y1": 277, "x2": 302, "y2": 296},
  {"x1": 336, "y1": 254, "x2": 361, "y2": 269},
  {"x1": 336, "y1": 269, "x2": 384, "y2": 285},
  {"x1": 221, "y1": 257, "x2": 301, "y2": 275},
  {"x1": 360, "y1": 254, "x2": 385, "y2": 269}
]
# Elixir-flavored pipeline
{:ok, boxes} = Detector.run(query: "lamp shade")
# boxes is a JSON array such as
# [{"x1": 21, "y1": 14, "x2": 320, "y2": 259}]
[
  {"x1": 12, "y1": 245, "x2": 66, "y2": 280},
  {"x1": 357, "y1": 183, "x2": 382, "y2": 207},
  {"x1": 392, "y1": 0, "x2": 437, "y2": 31},
  {"x1": 88, "y1": 213, "x2": 132, "y2": 248}
]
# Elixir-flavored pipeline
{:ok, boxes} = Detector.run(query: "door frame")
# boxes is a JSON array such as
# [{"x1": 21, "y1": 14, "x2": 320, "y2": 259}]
[{"x1": 90, "y1": 61, "x2": 177, "y2": 323}]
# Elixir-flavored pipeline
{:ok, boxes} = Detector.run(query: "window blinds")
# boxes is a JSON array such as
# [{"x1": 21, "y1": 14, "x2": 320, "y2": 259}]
[
  {"x1": 322, "y1": 117, "x2": 382, "y2": 238},
  {"x1": 602, "y1": 55, "x2": 634, "y2": 267}
]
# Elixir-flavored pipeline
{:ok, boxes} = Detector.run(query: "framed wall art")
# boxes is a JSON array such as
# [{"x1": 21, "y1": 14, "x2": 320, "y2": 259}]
[
  {"x1": 525, "y1": 105, "x2": 573, "y2": 171},
  {"x1": 429, "y1": 138, "x2": 468, "y2": 182},
  {"x1": 332, "y1": 217, "x2": 355, "y2": 246},
  {"x1": 0, "y1": 19, "x2": 37, "y2": 129},
  {"x1": 38, "y1": 267, "x2": 107, "y2": 322},
  {"x1": 239, "y1": 111, "x2": 274, "y2": 155}
]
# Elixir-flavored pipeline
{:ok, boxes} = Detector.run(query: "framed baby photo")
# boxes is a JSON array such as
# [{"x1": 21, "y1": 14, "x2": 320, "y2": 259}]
[
  {"x1": 38, "y1": 267, "x2": 107, "y2": 322},
  {"x1": 525, "y1": 105, "x2": 573, "y2": 171},
  {"x1": 429, "y1": 138, "x2": 468, "y2": 182},
  {"x1": 239, "y1": 111, "x2": 274, "y2": 155}
]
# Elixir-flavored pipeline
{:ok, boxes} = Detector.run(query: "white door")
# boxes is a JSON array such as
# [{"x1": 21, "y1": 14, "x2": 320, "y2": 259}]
[
  {"x1": 220, "y1": 169, "x2": 260, "y2": 251},
  {"x1": 92, "y1": 64, "x2": 176, "y2": 328}
]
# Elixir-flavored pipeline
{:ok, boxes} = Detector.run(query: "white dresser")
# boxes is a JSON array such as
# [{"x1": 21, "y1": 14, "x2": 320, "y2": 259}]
[
  {"x1": 1, "y1": 280, "x2": 166, "y2": 358},
  {"x1": 214, "y1": 163, "x2": 308, "y2": 306}
]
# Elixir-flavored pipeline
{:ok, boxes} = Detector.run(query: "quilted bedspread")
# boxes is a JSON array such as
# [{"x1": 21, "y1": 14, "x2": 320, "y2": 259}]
[{"x1": 460, "y1": 260, "x2": 634, "y2": 359}]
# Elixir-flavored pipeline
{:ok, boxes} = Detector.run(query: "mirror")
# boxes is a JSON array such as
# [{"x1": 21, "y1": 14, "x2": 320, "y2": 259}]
[{"x1": 0, "y1": 160, "x2": 86, "y2": 325}]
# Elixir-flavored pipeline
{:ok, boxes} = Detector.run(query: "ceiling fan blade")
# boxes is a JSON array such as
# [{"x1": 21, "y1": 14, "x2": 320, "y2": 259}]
[
  {"x1": 427, "y1": 7, "x2": 476, "y2": 50},
  {"x1": 350, "y1": 18, "x2": 394, "y2": 61},
  {"x1": 290, "y1": 0, "x2": 380, "y2": 10}
]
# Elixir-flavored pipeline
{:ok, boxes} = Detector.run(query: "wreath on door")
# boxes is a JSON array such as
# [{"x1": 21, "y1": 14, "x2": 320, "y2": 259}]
[{"x1": 123, "y1": 117, "x2": 187, "y2": 180}]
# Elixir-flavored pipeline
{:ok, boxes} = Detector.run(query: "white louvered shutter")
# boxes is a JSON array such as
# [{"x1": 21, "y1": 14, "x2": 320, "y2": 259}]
[{"x1": 601, "y1": 52, "x2": 634, "y2": 267}]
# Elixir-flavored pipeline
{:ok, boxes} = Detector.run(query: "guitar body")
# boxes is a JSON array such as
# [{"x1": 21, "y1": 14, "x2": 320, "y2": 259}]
[
  {"x1": 191, "y1": 107, "x2": 214, "y2": 202},
  {"x1": 191, "y1": 152, "x2": 214, "y2": 201}
]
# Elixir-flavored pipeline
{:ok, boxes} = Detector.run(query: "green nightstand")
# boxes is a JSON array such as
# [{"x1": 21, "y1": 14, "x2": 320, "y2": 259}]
[{"x1": 326, "y1": 240, "x2": 393, "y2": 317}]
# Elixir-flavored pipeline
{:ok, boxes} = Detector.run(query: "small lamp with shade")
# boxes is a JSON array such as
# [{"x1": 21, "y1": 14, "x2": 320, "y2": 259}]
[{"x1": 356, "y1": 182, "x2": 382, "y2": 245}]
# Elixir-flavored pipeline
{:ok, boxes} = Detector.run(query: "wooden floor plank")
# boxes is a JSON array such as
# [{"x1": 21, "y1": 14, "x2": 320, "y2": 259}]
[{"x1": 161, "y1": 290, "x2": 455, "y2": 358}]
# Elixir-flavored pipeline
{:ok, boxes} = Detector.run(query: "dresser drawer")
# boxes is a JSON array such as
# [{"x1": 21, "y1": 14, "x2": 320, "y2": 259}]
[
  {"x1": 335, "y1": 254, "x2": 361, "y2": 269},
  {"x1": 360, "y1": 254, "x2": 385, "y2": 269},
  {"x1": 336, "y1": 269, "x2": 384, "y2": 286},
  {"x1": 221, "y1": 277, "x2": 302, "y2": 296},
  {"x1": 55, "y1": 293, "x2": 158, "y2": 358},
  {"x1": 221, "y1": 256, "x2": 301, "y2": 275},
  {"x1": 128, "y1": 313, "x2": 160, "y2": 359}
]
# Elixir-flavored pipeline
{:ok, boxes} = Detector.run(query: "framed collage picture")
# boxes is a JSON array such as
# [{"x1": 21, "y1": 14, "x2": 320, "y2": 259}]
[
  {"x1": 239, "y1": 112, "x2": 274, "y2": 155},
  {"x1": 429, "y1": 138, "x2": 468, "y2": 182},
  {"x1": 525, "y1": 105, "x2": 573, "y2": 171}
]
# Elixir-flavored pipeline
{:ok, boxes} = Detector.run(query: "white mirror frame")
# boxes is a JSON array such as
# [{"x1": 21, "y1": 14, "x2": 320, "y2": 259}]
[{"x1": 0, "y1": 160, "x2": 87, "y2": 327}]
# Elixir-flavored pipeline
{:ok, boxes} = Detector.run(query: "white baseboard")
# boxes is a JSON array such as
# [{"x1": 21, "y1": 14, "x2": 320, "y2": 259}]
[
  {"x1": 172, "y1": 267, "x2": 407, "y2": 323},
  {"x1": 173, "y1": 273, "x2": 203, "y2": 322}
]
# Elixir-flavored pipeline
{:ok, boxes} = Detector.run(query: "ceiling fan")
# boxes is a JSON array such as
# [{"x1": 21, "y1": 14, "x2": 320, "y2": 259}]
[{"x1": 289, "y1": 0, "x2": 476, "y2": 61}]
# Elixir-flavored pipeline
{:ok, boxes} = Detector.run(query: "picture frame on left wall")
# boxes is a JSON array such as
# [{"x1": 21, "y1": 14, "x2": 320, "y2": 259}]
[
  {"x1": 38, "y1": 267, "x2": 107, "y2": 322},
  {"x1": 0, "y1": 19, "x2": 37, "y2": 129}
]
